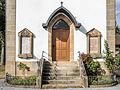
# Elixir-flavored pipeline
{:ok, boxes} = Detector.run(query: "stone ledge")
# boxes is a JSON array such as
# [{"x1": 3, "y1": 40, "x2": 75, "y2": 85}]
[
  {"x1": 5, "y1": 82, "x2": 38, "y2": 89},
  {"x1": 89, "y1": 81, "x2": 118, "y2": 88}
]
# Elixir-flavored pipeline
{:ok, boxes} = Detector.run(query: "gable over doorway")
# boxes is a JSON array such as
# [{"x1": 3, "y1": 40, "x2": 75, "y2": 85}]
[{"x1": 42, "y1": 3, "x2": 81, "y2": 61}]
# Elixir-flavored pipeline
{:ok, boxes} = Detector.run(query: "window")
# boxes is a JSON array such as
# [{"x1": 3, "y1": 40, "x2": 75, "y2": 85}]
[
  {"x1": 18, "y1": 28, "x2": 33, "y2": 58},
  {"x1": 86, "y1": 28, "x2": 101, "y2": 57},
  {"x1": 53, "y1": 19, "x2": 69, "y2": 30}
]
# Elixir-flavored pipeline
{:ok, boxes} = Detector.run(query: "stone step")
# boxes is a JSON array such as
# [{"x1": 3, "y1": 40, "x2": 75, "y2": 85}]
[
  {"x1": 42, "y1": 76, "x2": 80, "y2": 80},
  {"x1": 44, "y1": 61, "x2": 78, "y2": 64},
  {"x1": 42, "y1": 80, "x2": 81, "y2": 84},
  {"x1": 42, "y1": 72, "x2": 80, "y2": 76},
  {"x1": 44, "y1": 64, "x2": 79, "y2": 67},
  {"x1": 43, "y1": 69, "x2": 80, "y2": 73},
  {"x1": 42, "y1": 61, "x2": 81, "y2": 89},
  {"x1": 44, "y1": 63, "x2": 79, "y2": 67},
  {"x1": 44, "y1": 61, "x2": 79, "y2": 66},
  {"x1": 44, "y1": 66, "x2": 79, "y2": 70},
  {"x1": 42, "y1": 84, "x2": 82, "y2": 89},
  {"x1": 53, "y1": 61, "x2": 79, "y2": 64},
  {"x1": 55, "y1": 63, "x2": 79, "y2": 67},
  {"x1": 43, "y1": 72, "x2": 80, "y2": 76}
]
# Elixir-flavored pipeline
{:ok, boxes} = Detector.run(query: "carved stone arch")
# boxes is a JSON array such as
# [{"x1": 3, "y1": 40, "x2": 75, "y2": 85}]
[
  {"x1": 47, "y1": 13, "x2": 75, "y2": 61},
  {"x1": 48, "y1": 13, "x2": 73, "y2": 30},
  {"x1": 42, "y1": 5, "x2": 81, "y2": 29}
]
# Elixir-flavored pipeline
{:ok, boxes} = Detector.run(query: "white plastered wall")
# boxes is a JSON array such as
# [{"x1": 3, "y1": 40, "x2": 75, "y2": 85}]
[{"x1": 16, "y1": 0, "x2": 106, "y2": 61}]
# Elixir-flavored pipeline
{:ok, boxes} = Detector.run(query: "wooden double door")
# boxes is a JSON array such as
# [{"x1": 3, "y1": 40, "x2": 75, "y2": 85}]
[{"x1": 52, "y1": 29, "x2": 70, "y2": 61}]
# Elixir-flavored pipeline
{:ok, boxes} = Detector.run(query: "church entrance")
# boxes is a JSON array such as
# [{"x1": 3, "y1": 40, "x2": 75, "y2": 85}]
[
  {"x1": 42, "y1": 4, "x2": 81, "y2": 61},
  {"x1": 52, "y1": 19, "x2": 70, "y2": 61}
]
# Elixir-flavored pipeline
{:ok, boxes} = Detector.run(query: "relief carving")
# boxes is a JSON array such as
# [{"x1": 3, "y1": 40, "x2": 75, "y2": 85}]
[{"x1": 86, "y1": 28, "x2": 101, "y2": 37}]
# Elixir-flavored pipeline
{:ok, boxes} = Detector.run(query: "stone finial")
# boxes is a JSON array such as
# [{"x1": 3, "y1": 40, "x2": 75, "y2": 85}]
[{"x1": 61, "y1": 1, "x2": 63, "y2": 6}]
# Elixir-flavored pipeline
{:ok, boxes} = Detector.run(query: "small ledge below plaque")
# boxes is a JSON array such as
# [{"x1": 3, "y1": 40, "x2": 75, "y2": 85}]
[{"x1": 18, "y1": 54, "x2": 33, "y2": 59}]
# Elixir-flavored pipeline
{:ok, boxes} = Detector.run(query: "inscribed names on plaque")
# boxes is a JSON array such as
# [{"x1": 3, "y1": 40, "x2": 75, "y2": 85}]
[
  {"x1": 22, "y1": 37, "x2": 30, "y2": 54},
  {"x1": 90, "y1": 37, "x2": 98, "y2": 53}
]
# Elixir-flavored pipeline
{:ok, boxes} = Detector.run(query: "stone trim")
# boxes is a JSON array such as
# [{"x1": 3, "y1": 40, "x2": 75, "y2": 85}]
[
  {"x1": 16, "y1": 62, "x2": 37, "y2": 76},
  {"x1": 86, "y1": 28, "x2": 101, "y2": 57},
  {"x1": 18, "y1": 28, "x2": 33, "y2": 59},
  {"x1": 48, "y1": 13, "x2": 75, "y2": 61},
  {"x1": 42, "y1": 4, "x2": 81, "y2": 29},
  {"x1": 86, "y1": 28, "x2": 101, "y2": 37},
  {"x1": 106, "y1": 0, "x2": 116, "y2": 56}
]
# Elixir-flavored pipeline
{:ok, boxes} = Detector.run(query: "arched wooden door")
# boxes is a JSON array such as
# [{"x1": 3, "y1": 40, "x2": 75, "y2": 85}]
[{"x1": 52, "y1": 19, "x2": 70, "y2": 61}]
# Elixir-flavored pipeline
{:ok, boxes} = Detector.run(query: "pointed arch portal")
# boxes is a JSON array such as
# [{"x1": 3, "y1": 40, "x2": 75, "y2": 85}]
[
  {"x1": 52, "y1": 20, "x2": 70, "y2": 61},
  {"x1": 42, "y1": 4, "x2": 81, "y2": 61}
]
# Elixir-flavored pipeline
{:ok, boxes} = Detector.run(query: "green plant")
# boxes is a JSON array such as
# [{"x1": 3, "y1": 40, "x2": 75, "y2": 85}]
[
  {"x1": 0, "y1": 31, "x2": 4, "y2": 65},
  {"x1": 104, "y1": 40, "x2": 114, "y2": 72},
  {"x1": 85, "y1": 60, "x2": 101, "y2": 76},
  {"x1": 7, "y1": 76, "x2": 36, "y2": 85},
  {"x1": 88, "y1": 76, "x2": 114, "y2": 85},
  {"x1": 17, "y1": 62, "x2": 30, "y2": 71},
  {"x1": 0, "y1": 0, "x2": 5, "y2": 32},
  {"x1": 81, "y1": 52, "x2": 114, "y2": 85},
  {"x1": 17, "y1": 62, "x2": 30, "y2": 76},
  {"x1": 114, "y1": 52, "x2": 120, "y2": 70},
  {"x1": 82, "y1": 54, "x2": 102, "y2": 76}
]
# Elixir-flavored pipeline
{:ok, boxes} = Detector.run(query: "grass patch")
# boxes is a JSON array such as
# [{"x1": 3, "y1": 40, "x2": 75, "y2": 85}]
[{"x1": 0, "y1": 65, "x2": 5, "y2": 78}]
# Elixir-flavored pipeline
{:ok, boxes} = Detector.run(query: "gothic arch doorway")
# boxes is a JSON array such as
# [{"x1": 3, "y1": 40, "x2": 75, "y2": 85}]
[
  {"x1": 52, "y1": 19, "x2": 70, "y2": 61},
  {"x1": 47, "y1": 13, "x2": 76, "y2": 61}
]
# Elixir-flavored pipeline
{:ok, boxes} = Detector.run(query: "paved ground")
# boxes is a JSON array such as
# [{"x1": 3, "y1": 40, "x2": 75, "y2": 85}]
[{"x1": 0, "y1": 79, "x2": 120, "y2": 90}]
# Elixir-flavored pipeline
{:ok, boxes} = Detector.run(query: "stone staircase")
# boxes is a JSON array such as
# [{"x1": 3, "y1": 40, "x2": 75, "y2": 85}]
[{"x1": 42, "y1": 61, "x2": 82, "y2": 89}]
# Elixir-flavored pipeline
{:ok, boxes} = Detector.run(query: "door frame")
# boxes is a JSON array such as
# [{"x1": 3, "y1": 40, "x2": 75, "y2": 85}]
[{"x1": 48, "y1": 13, "x2": 75, "y2": 61}]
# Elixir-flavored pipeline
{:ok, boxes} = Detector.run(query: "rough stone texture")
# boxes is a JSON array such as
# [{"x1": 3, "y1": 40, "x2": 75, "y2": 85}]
[
  {"x1": 116, "y1": 34, "x2": 120, "y2": 45},
  {"x1": 99, "y1": 61, "x2": 111, "y2": 75},
  {"x1": 5, "y1": 0, "x2": 16, "y2": 76},
  {"x1": 42, "y1": 61, "x2": 82, "y2": 89},
  {"x1": 106, "y1": 0, "x2": 116, "y2": 56},
  {"x1": 16, "y1": 62, "x2": 38, "y2": 76}
]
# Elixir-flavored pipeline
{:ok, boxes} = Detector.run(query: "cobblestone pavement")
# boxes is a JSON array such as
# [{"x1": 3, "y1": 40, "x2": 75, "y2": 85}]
[{"x1": 0, "y1": 79, "x2": 120, "y2": 90}]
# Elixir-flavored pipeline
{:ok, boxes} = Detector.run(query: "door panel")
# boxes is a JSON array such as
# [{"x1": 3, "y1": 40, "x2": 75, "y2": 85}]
[{"x1": 52, "y1": 29, "x2": 70, "y2": 61}]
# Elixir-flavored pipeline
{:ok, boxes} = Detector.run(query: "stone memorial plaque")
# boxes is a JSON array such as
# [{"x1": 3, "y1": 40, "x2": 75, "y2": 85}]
[
  {"x1": 22, "y1": 37, "x2": 30, "y2": 54},
  {"x1": 90, "y1": 37, "x2": 98, "y2": 53}
]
